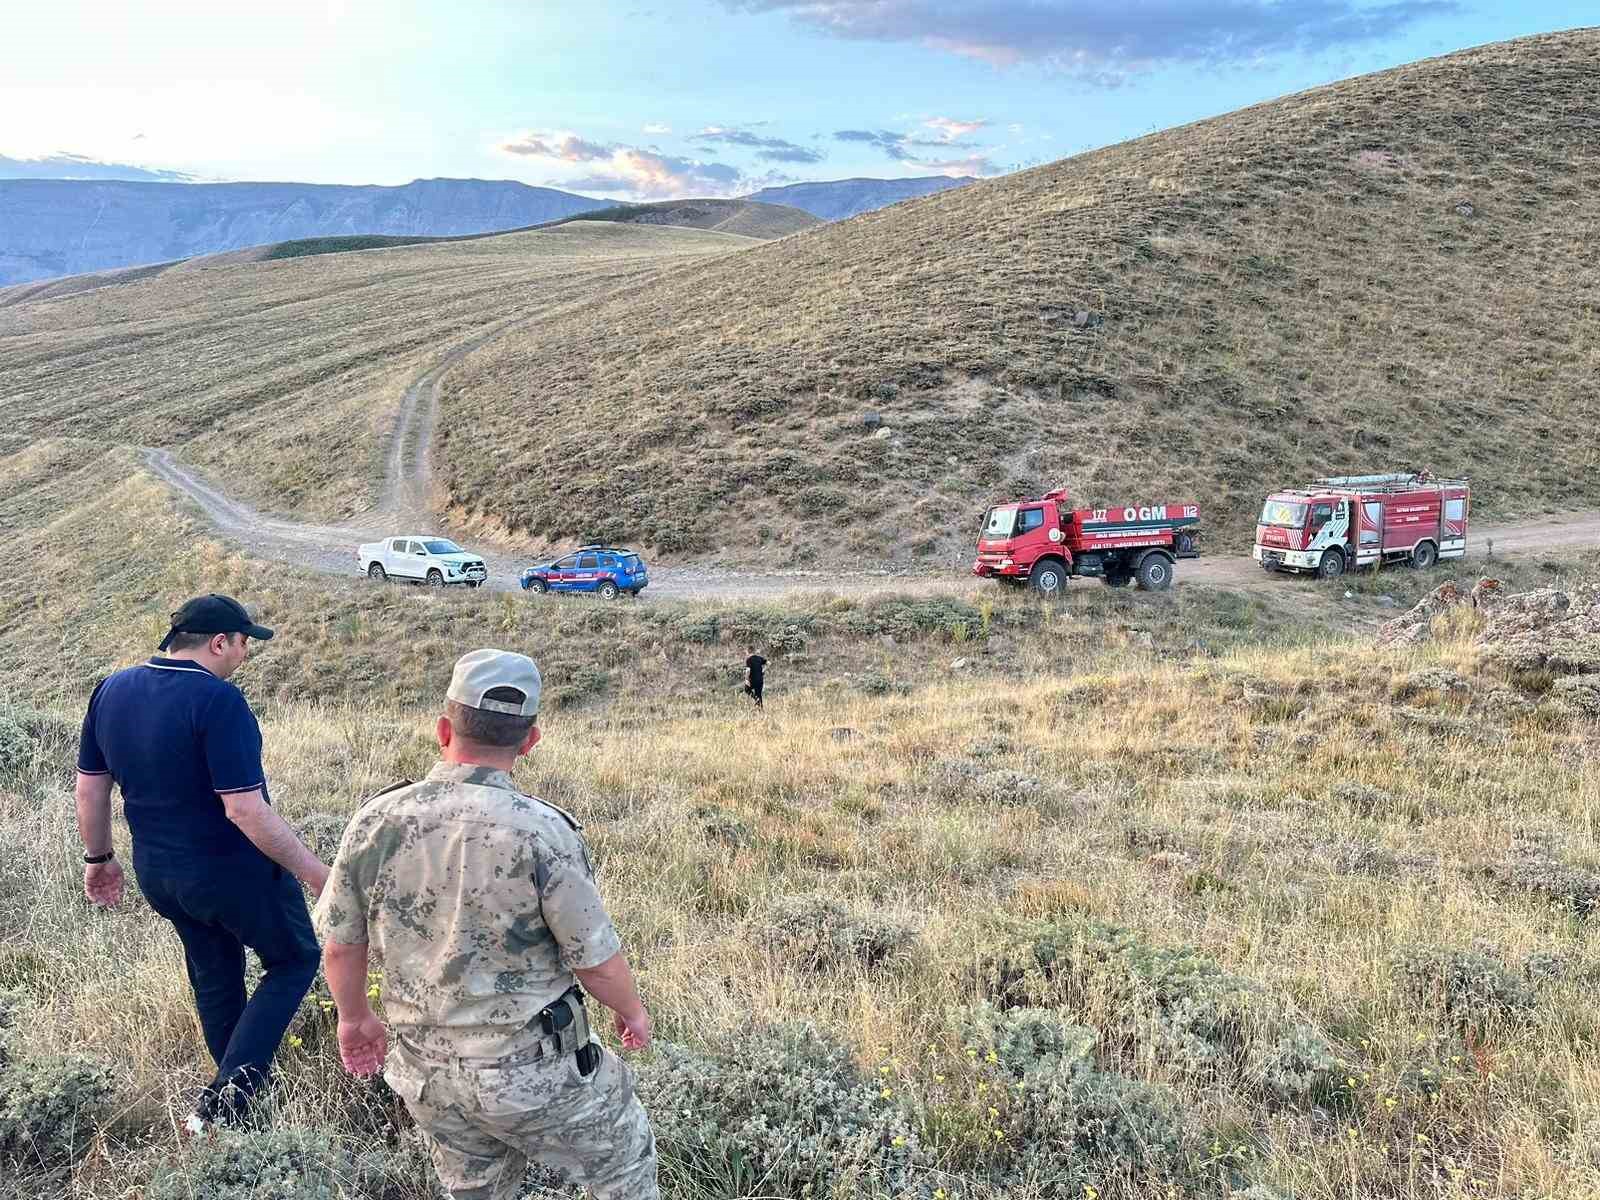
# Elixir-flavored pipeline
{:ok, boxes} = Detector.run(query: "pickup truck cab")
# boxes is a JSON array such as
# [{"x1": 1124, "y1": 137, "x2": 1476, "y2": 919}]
[
  {"x1": 520, "y1": 546, "x2": 648, "y2": 599},
  {"x1": 358, "y1": 536, "x2": 488, "y2": 587}
]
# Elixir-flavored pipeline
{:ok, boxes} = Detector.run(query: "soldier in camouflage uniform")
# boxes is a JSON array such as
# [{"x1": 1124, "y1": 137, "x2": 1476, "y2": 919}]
[{"x1": 316, "y1": 649, "x2": 657, "y2": 1200}]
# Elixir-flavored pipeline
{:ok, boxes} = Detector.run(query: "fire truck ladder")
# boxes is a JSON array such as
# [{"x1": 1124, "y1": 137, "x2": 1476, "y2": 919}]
[{"x1": 1312, "y1": 472, "x2": 1469, "y2": 492}]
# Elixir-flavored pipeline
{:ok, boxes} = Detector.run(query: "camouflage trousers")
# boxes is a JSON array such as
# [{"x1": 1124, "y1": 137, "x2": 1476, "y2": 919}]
[{"x1": 386, "y1": 1037, "x2": 658, "y2": 1200}]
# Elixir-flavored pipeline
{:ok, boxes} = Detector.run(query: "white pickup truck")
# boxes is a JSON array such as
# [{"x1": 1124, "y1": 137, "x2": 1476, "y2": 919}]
[{"x1": 358, "y1": 536, "x2": 489, "y2": 587}]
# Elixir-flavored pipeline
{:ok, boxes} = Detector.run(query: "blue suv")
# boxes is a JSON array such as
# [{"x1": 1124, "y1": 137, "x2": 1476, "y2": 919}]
[{"x1": 520, "y1": 546, "x2": 649, "y2": 599}]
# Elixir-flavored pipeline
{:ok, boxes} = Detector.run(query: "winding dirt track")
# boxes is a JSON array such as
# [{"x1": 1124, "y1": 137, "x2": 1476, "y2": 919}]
[{"x1": 141, "y1": 321, "x2": 1599, "y2": 602}]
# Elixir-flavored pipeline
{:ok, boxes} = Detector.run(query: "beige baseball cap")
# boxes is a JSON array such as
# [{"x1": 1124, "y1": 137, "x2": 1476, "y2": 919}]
[{"x1": 446, "y1": 649, "x2": 542, "y2": 716}]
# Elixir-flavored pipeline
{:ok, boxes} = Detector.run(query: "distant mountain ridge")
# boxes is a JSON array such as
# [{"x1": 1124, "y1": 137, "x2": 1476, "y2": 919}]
[
  {"x1": 743, "y1": 175, "x2": 976, "y2": 220},
  {"x1": 0, "y1": 173, "x2": 977, "y2": 286},
  {"x1": 0, "y1": 178, "x2": 607, "y2": 286},
  {"x1": 0, "y1": 153, "x2": 197, "y2": 182}
]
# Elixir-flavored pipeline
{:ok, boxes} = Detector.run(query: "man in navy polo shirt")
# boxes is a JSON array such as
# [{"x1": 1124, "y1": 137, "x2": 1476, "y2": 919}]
[{"x1": 75, "y1": 594, "x2": 330, "y2": 1129}]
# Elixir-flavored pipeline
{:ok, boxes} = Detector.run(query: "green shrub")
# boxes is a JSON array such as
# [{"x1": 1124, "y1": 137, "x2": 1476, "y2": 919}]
[
  {"x1": 1392, "y1": 945, "x2": 1537, "y2": 1025},
  {"x1": 973, "y1": 917, "x2": 1342, "y2": 1104},
  {"x1": 830, "y1": 597, "x2": 986, "y2": 641},
  {"x1": 145, "y1": 1126, "x2": 435, "y2": 1200},
  {"x1": 637, "y1": 1024, "x2": 926, "y2": 1198},
  {"x1": 692, "y1": 804, "x2": 752, "y2": 848},
  {"x1": 0, "y1": 714, "x2": 30, "y2": 780},
  {"x1": 550, "y1": 665, "x2": 610, "y2": 709},
  {"x1": 719, "y1": 608, "x2": 812, "y2": 652},
  {"x1": 673, "y1": 614, "x2": 721, "y2": 645},
  {"x1": 0, "y1": 1055, "x2": 114, "y2": 1169},
  {"x1": 759, "y1": 894, "x2": 915, "y2": 970},
  {"x1": 957, "y1": 1004, "x2": 1194, "y2": 1196}
]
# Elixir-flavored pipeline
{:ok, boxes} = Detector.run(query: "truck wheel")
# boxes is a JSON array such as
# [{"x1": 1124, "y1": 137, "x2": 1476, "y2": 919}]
[
  {"x1": 1410, "y1": 541, "x2": 1437, "y2": 570},
  {"x1": 426, "y1": 570, "x2": 444, "y2": 587},
  {"x1": 1029, "y1": 560, "x2": 1066, "y2": 597},
  {"x1": 526, "y1": 578, "x2": 547, "y2": 594},
  {"x1": 1135, "y1": 555, "x2": 1174, "y2": 591},
  {"x1": 367, "y1": 563, "x2": 386, "y2": 582},
  {"x1": 598, "y1": 580, "x2": 620, "y2": 600},
  {"x1": 1317, "y1": 549, "x2": 1346, "y2": 579}
]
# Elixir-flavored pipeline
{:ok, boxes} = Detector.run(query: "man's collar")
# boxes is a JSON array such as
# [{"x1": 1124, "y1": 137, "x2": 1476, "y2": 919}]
[
  {"x1": 143, "y1": 656, "x2": 217, "y2": 676},
  {"x1": 426, "y1": 761, "x2": 518, "y2": 790}
]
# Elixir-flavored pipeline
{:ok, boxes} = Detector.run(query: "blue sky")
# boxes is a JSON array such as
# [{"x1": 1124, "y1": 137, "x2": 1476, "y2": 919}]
[{"x1": 3, "y1": 1, "x2": 1593, "y2": 197}]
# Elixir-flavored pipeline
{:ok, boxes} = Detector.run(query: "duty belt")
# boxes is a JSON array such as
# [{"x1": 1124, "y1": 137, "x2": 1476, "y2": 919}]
[{"x1": 398, "y1": 985, "x2": 591, "y2": 1069}]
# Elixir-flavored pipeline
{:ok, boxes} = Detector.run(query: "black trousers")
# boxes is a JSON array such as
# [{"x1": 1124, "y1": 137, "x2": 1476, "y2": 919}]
[
  {"x1": 743, "y1": 680, "x2": 764, "y2": 705},
  {"x1": 136, "y1": 848, "x2": 320, "y2": 1119}
]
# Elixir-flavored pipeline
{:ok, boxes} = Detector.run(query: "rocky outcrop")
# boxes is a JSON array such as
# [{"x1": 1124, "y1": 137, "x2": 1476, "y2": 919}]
[{"x1": 1377, "y1": 570, "x2": 1600, "y2": 688}]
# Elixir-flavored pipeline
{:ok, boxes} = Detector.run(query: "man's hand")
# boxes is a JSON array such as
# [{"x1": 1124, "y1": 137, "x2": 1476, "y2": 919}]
[
  {"x1": 614, "y1": 1007, "x2": 652, "y2": 1052},
  {"x1": 84, "y1": 860, "x2": 125, "y2": 908},
  {"x1": 337, "y1": 1013, "x2": 388, "y2": 1077}
]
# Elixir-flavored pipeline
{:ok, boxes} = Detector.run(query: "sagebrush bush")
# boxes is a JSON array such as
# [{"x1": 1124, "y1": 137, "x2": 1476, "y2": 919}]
[
  {"x1": 0, "y1": 705, "x2": 77, "y2": 780},
  {"x1": 957, "y1": 1003, "x2": 1194, "y2": 1196},
  {"x1": 0, "y1": 713, "x2": 30, "y2": 781},
  {"x1": 145, "y1": 1126, "x2": 437, "y2": 1200},
  {"x1": 759, "y1": 894, "x2": 915, "y2": 970},
  {"x1": 973, "y1": 917, "x2": 1342, "y2": 1104},
  {"x1": 1392, "y1": 945, "x2": 1538, "y2": 1025},
  {"x1": 550, "y1": 665, "x2": 611, "y2": 709},
  {"x1": 830, "y1": 598, "x2": 986, "y2": 641},
  {"x1": 1489, "y1": 853, "x2": 1600, "y2": 916},
  {"x1": 637, "y1": 1024, "x2": 927, "y2": 1198},
  {"x1": 0, "y1": 1054, "x2": 114, "y2": 1170}
]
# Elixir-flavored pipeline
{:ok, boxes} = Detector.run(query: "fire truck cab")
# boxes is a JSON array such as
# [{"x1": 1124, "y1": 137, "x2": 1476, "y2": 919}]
[{"x1": 1253, "y1": 473, "x2": 1469, "y2": 579}]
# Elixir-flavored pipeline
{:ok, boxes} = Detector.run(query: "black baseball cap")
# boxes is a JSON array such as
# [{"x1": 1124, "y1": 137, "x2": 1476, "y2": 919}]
[{"x1": 158, "y1": 594, "x2": 275, "y2": 652}]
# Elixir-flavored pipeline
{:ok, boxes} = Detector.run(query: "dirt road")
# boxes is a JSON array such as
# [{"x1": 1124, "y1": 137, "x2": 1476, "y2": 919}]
[{"x1": 141, "y1": 321, "x2": 1597, "y2": 603}]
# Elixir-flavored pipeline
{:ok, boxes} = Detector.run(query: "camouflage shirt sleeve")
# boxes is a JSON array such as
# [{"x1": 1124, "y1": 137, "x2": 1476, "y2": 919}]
[
  {"x1": 314, "y1": 809, "x2": 381, "y2": 946},
  {"x1": 537, "y1": 833, "x2": 623, "y2": 971}
]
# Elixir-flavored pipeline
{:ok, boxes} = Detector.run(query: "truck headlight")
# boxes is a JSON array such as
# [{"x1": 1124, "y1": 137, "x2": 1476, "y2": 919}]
[{"x1": 1000, "y1": 558, "x2": 1013, "y2": 567}]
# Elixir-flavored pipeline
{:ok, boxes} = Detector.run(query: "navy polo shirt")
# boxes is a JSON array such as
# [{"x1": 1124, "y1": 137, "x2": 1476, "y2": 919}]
[{"x1": 77, "y1": 657, "x2": 269, "y2": 865}]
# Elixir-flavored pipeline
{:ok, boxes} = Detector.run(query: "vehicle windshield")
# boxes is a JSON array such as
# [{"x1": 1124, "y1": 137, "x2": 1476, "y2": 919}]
[
  {"x1": 423, "y1": 539, "x2": 463, "y2": 554},
  {"x1": 981, "y1": 506, "x2": 1017, "y2": 540},
  {"x1": 1258, "y1": 500, "x2": 1308, "y2": 528}
]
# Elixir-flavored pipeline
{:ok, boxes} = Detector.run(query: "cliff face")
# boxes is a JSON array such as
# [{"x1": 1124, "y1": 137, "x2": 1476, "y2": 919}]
[{"x1": 0, "y1": 177, "x2": 606, "y2": 284}]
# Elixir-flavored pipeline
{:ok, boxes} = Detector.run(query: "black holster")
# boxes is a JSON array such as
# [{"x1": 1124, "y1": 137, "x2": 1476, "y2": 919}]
[{"x1": 538, "y1": 985, "x2": 591, "y2": 1057}]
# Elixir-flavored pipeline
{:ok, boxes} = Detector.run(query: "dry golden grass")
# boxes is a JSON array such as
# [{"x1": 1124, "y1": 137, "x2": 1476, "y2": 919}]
[
  {"x1": 0, "y1": 221, "x2": 756, "y2": 523},
  {"x1": 435, "y1": 30, "x2": 1600, "y2": 564},
  {"x1": 2, "y1": 440, "x2": 1599, "y2": 1198}
]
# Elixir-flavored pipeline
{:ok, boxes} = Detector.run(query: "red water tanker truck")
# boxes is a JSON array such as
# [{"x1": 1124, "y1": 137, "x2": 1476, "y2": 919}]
[
  {"x1": 973, "y1": 489, "x2": 1202, "y2": 595},
  {"x1": 1254, "y1": 472, "x2": 1469, "y2": 579}
]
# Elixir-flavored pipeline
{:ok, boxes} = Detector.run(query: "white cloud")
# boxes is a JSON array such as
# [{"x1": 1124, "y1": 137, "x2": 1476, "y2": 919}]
[
  {"x1": 642, "y1": 122, "x2": 673, "y2": 134},
  {"x1": 923, "y1": 116, "x2": 986, "y2": 142},
  {"x1": 499, "y1": 130, "x2": 745, "y2": 198}
]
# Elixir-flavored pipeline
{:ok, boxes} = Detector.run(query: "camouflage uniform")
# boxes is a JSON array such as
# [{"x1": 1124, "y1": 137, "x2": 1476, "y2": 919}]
[{"x1": 315, "y1": 763, "x2": 657, "y2": 1200}]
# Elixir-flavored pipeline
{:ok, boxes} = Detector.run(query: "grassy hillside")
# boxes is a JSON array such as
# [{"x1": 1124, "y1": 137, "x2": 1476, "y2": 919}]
[
  {"x1": 546, "y1": 197, "x2": 822, "y2": 239},
  {"x1": 0, "y1": 221, "x2": 757, "y2": 521},
  {"x1": 437, "y1": 30, "x2": 1600, "y2": 564},
  {"x1": 4, "y1": 438, "x2": 1600, "y2": 1198}
]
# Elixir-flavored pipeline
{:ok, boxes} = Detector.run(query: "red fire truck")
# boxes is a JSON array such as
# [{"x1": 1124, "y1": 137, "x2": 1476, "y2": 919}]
[
  {"x1": 972, "y1": 488, "x2": 1202, "y2": 594},
  {"x1": 1253, "y1": 473, "x2": 1469, "y2": 579}
]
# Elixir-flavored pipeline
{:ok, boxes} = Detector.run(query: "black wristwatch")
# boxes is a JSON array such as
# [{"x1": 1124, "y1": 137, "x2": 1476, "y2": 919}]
[{"x1": 83, "y1": 851, "x2": 115, "y2": 865}]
